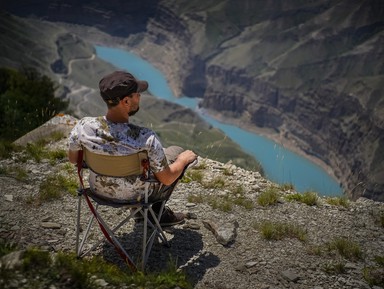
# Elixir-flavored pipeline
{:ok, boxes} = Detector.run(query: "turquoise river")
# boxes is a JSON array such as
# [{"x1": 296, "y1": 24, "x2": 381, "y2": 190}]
[{"x1": 95, "y1": 45, "x2": 343, "y2": 197}]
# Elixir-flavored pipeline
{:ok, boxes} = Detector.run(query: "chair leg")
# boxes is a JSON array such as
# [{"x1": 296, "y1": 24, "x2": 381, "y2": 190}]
[
  {"x1": 77, "y1": 203, "x2": 97, "y2": 257},
  {"x1": 75, "y1": 194, "x2": 82, "y2": 256}
]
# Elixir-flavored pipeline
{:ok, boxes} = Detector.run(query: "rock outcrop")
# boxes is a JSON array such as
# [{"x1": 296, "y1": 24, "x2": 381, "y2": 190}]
[{"x1": 0, "y1": 115, "x2": 383, "y2": 288}]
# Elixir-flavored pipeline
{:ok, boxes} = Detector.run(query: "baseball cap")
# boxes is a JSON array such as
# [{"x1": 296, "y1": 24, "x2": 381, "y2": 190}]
[{"x1": 99, "y1": 71, "x2": 148, "y2": 103}]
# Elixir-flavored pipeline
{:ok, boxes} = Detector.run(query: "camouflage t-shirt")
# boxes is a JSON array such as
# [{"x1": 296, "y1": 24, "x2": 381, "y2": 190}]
[{"x1": 68, "y1": 116, "x2": 168, "y2": 201}]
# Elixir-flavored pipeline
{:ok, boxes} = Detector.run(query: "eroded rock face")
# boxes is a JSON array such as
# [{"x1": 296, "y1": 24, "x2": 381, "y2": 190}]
[
  {"x1": 201, "y1": 63, "x2": 384, "y2": 201},
  {"x1": 129, "y1": 0, "x2": 384, "y2": 201}
]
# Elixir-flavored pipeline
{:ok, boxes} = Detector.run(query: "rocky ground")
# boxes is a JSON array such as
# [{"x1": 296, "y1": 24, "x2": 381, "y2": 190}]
[{"x1": 0, "y1": 117, "x2": 384, "y2": 289}]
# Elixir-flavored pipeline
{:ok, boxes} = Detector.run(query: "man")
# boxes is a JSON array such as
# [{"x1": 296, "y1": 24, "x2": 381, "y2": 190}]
[{"x1": 68, "y1": 70, "x2": 197, "y2": 226}]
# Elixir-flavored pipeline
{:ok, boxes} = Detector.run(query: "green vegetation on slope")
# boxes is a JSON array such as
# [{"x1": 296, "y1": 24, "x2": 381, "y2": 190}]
[{"x1": 0, "y1": 67, "x2": 68, "y2": 142}]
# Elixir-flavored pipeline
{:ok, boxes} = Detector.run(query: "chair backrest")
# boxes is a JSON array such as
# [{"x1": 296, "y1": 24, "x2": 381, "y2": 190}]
[{"x1": 83, "y1": 148, "x2": 149, "y2": 177}]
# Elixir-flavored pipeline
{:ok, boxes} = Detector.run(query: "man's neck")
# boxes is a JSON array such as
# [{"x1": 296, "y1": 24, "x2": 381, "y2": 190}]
[{"x1": 105, "y1": 110, "x2": 129, "y2": 123}]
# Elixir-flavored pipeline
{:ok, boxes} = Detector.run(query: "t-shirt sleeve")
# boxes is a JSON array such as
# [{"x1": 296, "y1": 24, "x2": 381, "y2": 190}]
[{"x1": 146, "y1": 134, "x2": 168, "y2": 173}]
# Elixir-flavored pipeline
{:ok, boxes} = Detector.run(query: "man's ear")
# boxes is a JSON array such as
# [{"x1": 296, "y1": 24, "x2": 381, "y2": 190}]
[{"x1": 121, "y1": 96, "x2": 130, "y2": 105}]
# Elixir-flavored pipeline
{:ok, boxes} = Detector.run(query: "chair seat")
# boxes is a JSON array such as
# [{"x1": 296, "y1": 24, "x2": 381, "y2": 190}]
[{"x1": 81, "y1": 188, "x2": 145, "y2": 207}]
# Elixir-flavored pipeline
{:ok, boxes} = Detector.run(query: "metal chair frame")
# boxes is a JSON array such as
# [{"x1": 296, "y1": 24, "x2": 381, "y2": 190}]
[{"x1": 75, "y1": 148, "x2": 170, "y2": 272}]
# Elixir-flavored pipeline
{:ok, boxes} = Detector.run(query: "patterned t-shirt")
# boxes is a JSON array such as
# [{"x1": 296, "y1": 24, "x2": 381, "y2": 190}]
[{"x1": 68, "y1": 116, "x2": 168, "y2": 201}]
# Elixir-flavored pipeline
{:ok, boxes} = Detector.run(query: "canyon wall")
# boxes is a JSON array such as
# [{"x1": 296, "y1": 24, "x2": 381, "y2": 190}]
[{"x1": 3, "y1": 0, "x2": 383, "y2": 200}]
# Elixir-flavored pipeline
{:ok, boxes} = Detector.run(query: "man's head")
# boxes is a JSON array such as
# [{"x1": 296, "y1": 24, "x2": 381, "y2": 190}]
[{"x1": 99, "y1": 71, "x2": 148, "y2": 108}]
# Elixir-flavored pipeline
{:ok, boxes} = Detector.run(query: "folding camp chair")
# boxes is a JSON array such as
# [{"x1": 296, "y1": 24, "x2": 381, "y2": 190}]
[{"x1": 75, "y1": 148, "x2": 170, "y2": 272}]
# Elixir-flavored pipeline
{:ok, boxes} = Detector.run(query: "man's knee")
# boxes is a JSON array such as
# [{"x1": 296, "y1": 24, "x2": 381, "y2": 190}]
[{"x1": 164, "y1": 146, "x2": 184, "y2": 164}]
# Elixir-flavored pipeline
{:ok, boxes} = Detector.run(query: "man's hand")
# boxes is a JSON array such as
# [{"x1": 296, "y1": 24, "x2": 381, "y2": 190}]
[
  {"x1": 155, "y1": 150, "x2": 198, "y2": 185},
  {"x1": 177, "y1": 150, "x2": 198, "y2": 165}
]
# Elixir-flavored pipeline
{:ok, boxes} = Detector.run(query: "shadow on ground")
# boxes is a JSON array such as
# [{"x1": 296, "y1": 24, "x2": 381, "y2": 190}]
[{"x1": 101, "y1": 225, "x2": 220, "y2": 286}]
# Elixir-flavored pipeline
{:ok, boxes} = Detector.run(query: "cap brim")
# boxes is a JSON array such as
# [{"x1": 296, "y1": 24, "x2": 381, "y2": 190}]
[{"x1": 137, "y1": 80, "x2": 148, "y2": 93}]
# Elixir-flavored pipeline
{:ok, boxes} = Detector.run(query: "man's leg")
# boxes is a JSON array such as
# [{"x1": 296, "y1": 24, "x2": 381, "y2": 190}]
[{"x1": 150, "y1": 146, "x2": 187, "y2": 226}]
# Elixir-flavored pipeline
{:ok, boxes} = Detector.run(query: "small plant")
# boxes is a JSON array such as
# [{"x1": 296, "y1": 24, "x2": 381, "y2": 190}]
[
  {"x1": 302, "y1": 191, "x2": 319, "y2": 206},
  {"x1": 0, "y1": 241, "x2": 18, "y2": 257},
  {"x1": 373, "y1": 210, "x2": 384, "y2": 228},
  {"x1": 223, "y1": 167, "x2": 233, "y2": 176},
  {"x1": 363, "y1": 256, "x2": 384, "y2": 288},
  {"x1": 374, "y1": 255, "x2": 384, "y2": 266},
  {"x1": 207, "y1": 195, "x2": 232, "y2": 212},
  {"x1": 47, "y1": 149, "x2": 67, "y2": 164},
  {"x1": 22, "y1": 248, "x2": 52, "y2": 270},
  {"x1": 0, "y1": 165, "x2": 29, "y2": 181},
  {"x1": 0, "y1": 165, "x2": 7, "y2": 175},
  {"x1": 307, "y1": 245, "x2": 323, "y2": 256},
  {"x1": 188, "y1": 186, "x2": 254, "y2": 212},
  {"x1": 257, "y1": 220, "x2": 307, "y2": 242},
  {"x1": 37, "y1": 173, "x2": 78, "y2": 204},
  {"x1": 323, "y1": 261, "x2": 347, "y2": 274},
  {"x1": 193, "y1": 160, "x2": 207, "y2": 170},
  {"x1": 204, "y1": 176, "x2": 226, "y2": 189},
  {"x1": 182, "y1": 169, "x2": 204, "y2": 184},
  {"x1": 24, "y1": 142, "x2": 46, "y2": 162},
  {"x1": 49, "y1": 131, "x2": 66, "y2": 142},
  {"x1": 280, "y1": 183, "x2": 294, "y2": 191},
  {"x1": 0, "y1": 246, "x2": 192, "y2": 289},
  {"x1": 62, "y1": 162, "x2": 76, "y2": 174},
  {"x1": 285, "y1": 191, "x2": 318, "y2": 206},
  {"x1": 327, "y1": 237, "x2": 362, "y2": 261},
  {"x1": 257, "y1": 187, "x2": 279, "y2": 206},
  {"x1": 0, "y1": 141, "x2": 20, "y2": 159},
  {"x1": 187, "y1": 193, "x2": 204, "y2": 204},
  {"x1": 325, "y1": 196, "x2": 349, "y2": 208},
  {"x1": 230, "y1": 185, "x2": 254, "y2": 210}
]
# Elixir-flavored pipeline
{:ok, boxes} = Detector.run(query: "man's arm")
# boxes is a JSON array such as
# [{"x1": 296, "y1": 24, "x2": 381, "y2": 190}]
[
  {"x1": 68, "y1": 150, "x2": 80, "y2": 164},
  {"x1": 154, "y1": 150, "x2": 197, "y2": 185}
]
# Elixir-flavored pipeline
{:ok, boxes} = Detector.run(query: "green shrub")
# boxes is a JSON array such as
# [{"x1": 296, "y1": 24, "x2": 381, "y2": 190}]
[
  {"x1": 327, "y1": 237, "x2": 362, "y2": 261},
  {"x1": 379, "y1": 211, "x2": 384, "y2": 228},
  {"x1": 23, "y1": 248, "x2": 52, "y2": 270},
  {"x1": 204, "y1": 176, "x2": 226, "y2": 189},
  {"x1": 285, "y1": 191, "x2": 318, "y2": 206},
  {"x1": 0, "y1": 241, "x2": 17, "y2": 258},
  {"x1": 37, "y1": 173, "x2": 78, "y2": 204},
  {"x1": 363, "y1": 266, "x2": 384, "y2": 287},
  {"x1": 182, "y1": 169, "x2": 204, "y2": 183},
  {"x1": 0, "y1": 246, "x2": 192, "y2": 289},
  {"x1": 187, "y1": 193, "x2": 204, "y2": 204},
  {"x1": 280, "y1": 183, "x2": 294, "y2": 191},
  {"x1": 325, "y1": 196, "x2": 349, "y2": 208},
  {"x1": 257, "y1": 220, "x2": 307, "y2": 242},
  {"x1": 0, "y1": 67, "x2": 68, "y2": 142},
  {"x1": 188, "y1": 183, "x2": 253, "y2": 212},
  {"x1": 323, "y1": 261, "x2": 347, "y2": 274},
  {"x1": 257, "y1": 187, "x2": 279, "y2": 206}
]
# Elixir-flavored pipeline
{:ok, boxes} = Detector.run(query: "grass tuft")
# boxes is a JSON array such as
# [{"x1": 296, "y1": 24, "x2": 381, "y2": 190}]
[
  {"x1": 37, "y1": 173, "x2": 78, "y2": 204},
  {"x1": 363, "y1": 256, "x2": 384, "y2": 288},
  {"x1": 285, "y1": 191, "x2": 319, "y2": 206},
  {"x1": 323, "y1": 261, "x2": 347, "y2": 274},
  {"x1": 256, "y1": 220, "x2": 307, "y2": 242},
  {"x1": 325, "y1": 196, "x2": 349, "y2": 208},
  {"x1": 257, "y1": 187, "x2": 279, "y2": 206},
  {"x1": 0, "y1": 243, "x2": 192, "y2": 289},
  {"x1": 279, "y1": 183, "x2": 294, "y2": 191},
  {"x1": 326, "y1": 237, "x2": 362, "y2": 261}
]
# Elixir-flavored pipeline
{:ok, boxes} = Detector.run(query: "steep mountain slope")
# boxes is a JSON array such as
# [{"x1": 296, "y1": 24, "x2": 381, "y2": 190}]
[
  {"x1": 0, "y1": 13, "x2": 261, "y2": 171},
  {"x1": 2, "y1": 0, "x2": 383, "y2": 200}
]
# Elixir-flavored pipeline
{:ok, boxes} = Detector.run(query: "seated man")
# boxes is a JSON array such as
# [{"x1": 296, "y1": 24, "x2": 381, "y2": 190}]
[{"x1": 68, "y1": 70, "x2": 197, "y2": 226}]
